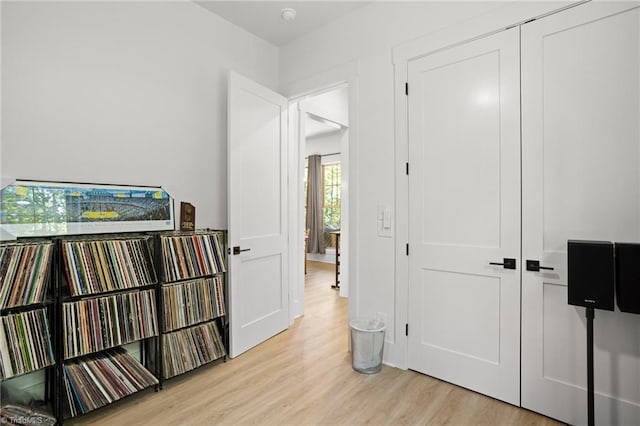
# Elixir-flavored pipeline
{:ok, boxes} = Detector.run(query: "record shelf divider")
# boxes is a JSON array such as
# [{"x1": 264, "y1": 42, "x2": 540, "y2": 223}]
[
  {"x1": 154, "y1": 233, "x2": 165, "y2": 389},
  {"x1": 220, "y1": 230, "x2": 229, "y2": 356},
  {"x1": 54, "y1": 237, "x2": 64, "y2": 423}
]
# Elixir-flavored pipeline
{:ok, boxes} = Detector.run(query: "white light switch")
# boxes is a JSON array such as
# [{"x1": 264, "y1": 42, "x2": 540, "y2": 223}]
[{"x1": 377, "y1": 205, "x2": 392, "y2": 237}]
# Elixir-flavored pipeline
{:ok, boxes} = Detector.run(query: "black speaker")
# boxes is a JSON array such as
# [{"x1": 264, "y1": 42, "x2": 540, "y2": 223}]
[
  {"x1": 615, "y1": 243, "x2": 640, "y2": 314},
  {"x1": 567, "y1": 240, "x2": 614, "y2": 311}
]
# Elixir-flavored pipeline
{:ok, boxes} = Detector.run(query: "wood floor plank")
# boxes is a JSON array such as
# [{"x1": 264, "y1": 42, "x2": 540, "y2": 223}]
[{"x1": 66, "y1": 261, "x2": 560, "y2": 425}]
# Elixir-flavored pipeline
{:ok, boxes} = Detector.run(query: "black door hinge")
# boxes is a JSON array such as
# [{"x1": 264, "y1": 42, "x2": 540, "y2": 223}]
[
  {"x1": 406, "y1": 243, "x2": 409, "y2": 256},
  {"x1": 405, "y1": 82, "x2": 408, "y2": 96},
  {"x1": 405, "y1": 323, "x2": 409, "y2": 336},
  {"x1": 405, "y1": 162, "x2": 409, "y2": 175}
]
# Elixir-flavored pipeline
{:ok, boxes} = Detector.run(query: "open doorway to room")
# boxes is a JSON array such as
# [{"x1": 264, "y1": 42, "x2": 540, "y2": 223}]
[{"x1": 293, "y1": 84, "x2": 349, "y2": 318}]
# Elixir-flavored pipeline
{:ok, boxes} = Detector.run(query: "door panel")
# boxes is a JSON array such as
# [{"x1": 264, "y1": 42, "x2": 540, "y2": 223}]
[
  {"x1": 420, "y1": 270, "x2": 500, "y2": 364},
  {"x1": 239, "y1": 254, "x2": 283, "y2": 325},
  {"x1": 236, "y1": 89, "x2": 283, "y2": 238},
  {"x1": 408, "y1": 27, "x2": 521, "y2": 405},
  {"x1": 521, "y1": 3, "x2": 640, "y2": 424},
  {"x1": 228, "y1": 71, "x2": 288, "y2": 358},
  {"x1": 419, "y1": 50, "x2": 502, "y2": 248}
]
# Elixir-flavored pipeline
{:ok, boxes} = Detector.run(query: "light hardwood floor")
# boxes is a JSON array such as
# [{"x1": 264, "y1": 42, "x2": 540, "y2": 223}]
[{"x1": 68, "y1": 261, "x2": 561, "y2": 425}]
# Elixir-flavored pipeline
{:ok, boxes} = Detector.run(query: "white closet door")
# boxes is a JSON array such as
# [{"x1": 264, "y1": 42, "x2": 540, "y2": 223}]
[
  {"x1": 521, "y1": 3, "x2": 640, "y2": 424},
  {"x1": 407, "y1": 27, "x2": 521, "y2": 405}
]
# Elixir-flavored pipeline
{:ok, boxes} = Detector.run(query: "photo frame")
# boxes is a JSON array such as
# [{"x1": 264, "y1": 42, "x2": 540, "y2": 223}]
[{"x1": 0, "y1": 180, "x2": 175, "y2": 239}]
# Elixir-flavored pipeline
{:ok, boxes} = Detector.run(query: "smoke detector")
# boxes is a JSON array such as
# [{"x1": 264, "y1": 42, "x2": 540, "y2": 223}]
[{"x1": 280, "y1": 8, "x2": 297, "y2": 22}]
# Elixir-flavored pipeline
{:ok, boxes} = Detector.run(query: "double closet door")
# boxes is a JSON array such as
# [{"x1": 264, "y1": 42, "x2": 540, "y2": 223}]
[{"x1": 408, "y1": 2, "x2": 640, "y2": 424}]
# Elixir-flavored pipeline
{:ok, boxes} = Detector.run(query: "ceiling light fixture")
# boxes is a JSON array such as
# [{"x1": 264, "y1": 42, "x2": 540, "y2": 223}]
[{"x1": 280, "y1": 7, "x2": 297, "y2": 22}]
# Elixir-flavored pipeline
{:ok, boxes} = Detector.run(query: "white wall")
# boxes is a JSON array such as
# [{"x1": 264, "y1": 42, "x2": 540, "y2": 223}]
[
  {"x1": 1, "y1": 1, "x2": 279, "y2": 230},
  {"x1": 279, "y1": 1, "x2": 566, "y2": 365}
]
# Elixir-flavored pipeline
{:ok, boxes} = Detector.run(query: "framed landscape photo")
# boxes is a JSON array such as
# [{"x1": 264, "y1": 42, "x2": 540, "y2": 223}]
[{"x1": 0, "y1": 180, "x2": 175, "y2": 239}]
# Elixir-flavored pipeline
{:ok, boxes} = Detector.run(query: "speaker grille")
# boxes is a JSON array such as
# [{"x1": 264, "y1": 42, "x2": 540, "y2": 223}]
[
  {"x1": 615, "y1": 243, "x2": 640, "y2": 314},
  {"x1": 567, "y1": 240, "x2": 614, "y2": 311}
]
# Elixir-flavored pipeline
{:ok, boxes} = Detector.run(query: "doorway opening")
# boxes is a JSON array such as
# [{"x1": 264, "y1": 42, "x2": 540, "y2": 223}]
[{"x1": 290, "y1": 83, "x2": 349, "y2": 320}]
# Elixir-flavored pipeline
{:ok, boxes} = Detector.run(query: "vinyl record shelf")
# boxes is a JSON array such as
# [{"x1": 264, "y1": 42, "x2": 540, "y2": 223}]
[
  {"x1": 0, "y1": 230, "x2": 228, "y2": 424},
  {"x1": 55, "y1": 233, "x2": 159, "y2": 422},
  {"x1": 153, "y1": 230, "x2": 228, "y2": 388}
]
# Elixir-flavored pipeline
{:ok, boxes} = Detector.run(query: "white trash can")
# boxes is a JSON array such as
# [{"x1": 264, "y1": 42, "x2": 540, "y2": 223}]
[{"x1": 349, "y1": 318, "x2": 385, "y2": 374}]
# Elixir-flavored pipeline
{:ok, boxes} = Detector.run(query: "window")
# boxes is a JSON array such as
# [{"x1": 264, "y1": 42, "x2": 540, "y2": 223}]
[
  {"x1": 322, "y1": 162, "x2": 341, "y2": 231},
  {"x1": 304, "y1": 161, "x2": 341, "y2": 249}
]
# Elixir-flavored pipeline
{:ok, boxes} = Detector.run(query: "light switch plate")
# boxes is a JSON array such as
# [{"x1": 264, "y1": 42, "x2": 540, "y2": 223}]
[{"x1": 377, "y1": 205, "x2": 392, "y2": 238}]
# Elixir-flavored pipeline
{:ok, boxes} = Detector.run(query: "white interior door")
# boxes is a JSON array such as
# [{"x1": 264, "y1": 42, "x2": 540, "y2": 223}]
[
  {"x1": 228, "y1": 71, "x2": 289, "y2": 358},
  {"x1": 407, "y1": 27, "x2": 521, "y2": 405},
  {"x1": 521, "y1": 3, "x2": 640, "y2": 424}
]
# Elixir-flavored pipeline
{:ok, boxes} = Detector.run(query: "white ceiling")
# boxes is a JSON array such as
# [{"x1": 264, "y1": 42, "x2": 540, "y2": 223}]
[{"x1": 195, "y1": 1, "x2": 370, "y2": 46}]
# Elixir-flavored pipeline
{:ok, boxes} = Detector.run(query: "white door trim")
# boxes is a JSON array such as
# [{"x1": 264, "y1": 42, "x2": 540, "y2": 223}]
[{"x1": 287, "y1": 102, "x2": 305, "y2": 322}]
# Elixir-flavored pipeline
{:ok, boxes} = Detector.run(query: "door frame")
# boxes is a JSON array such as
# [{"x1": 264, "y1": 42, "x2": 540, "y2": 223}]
[
  {"x1": 391, "y1": 2, "x2": 585, "y2": 370},
  {"x1": 281, "y1": 61, "x2": 360, "y2": 324}
]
